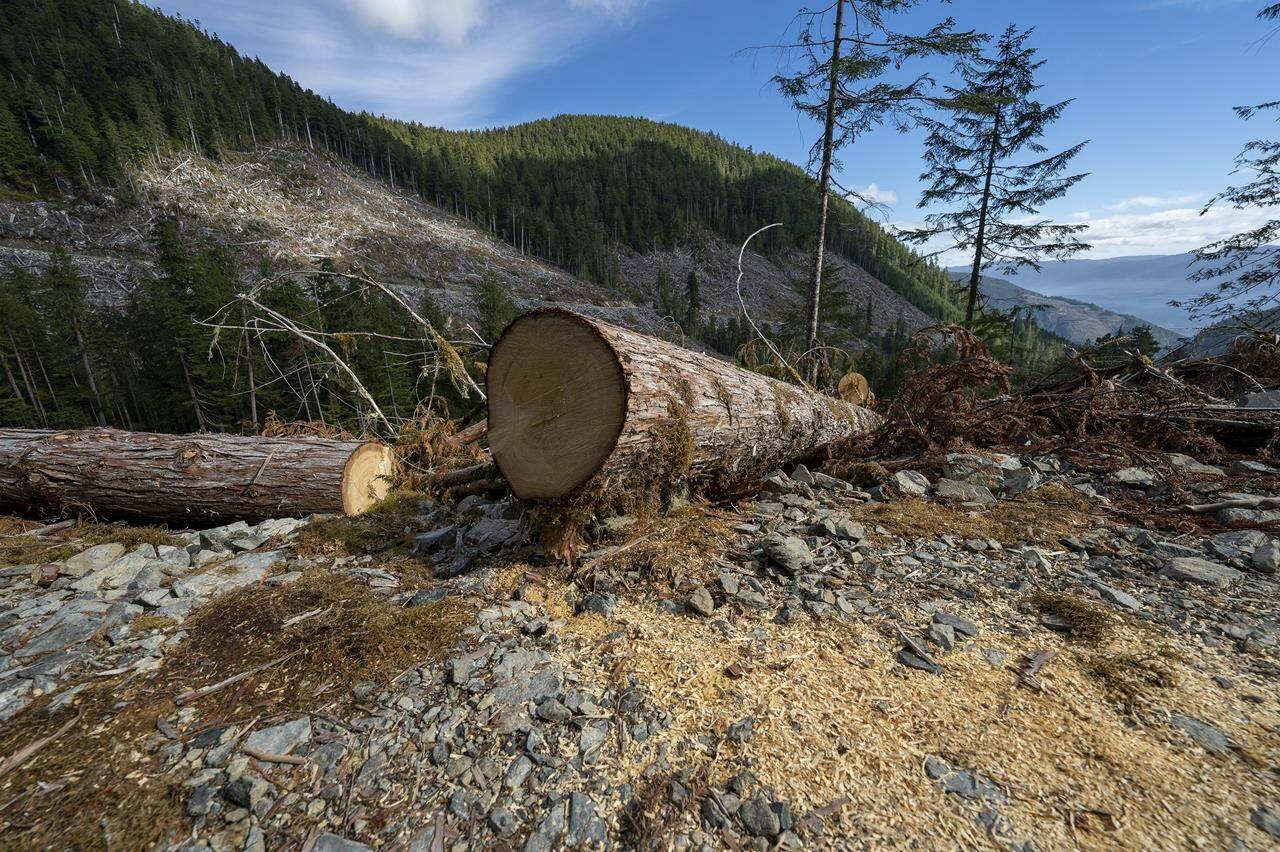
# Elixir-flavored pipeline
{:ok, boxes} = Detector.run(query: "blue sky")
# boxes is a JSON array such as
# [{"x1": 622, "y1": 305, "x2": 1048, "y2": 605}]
[{"x1": 156, "y1": 0, "x2": 1274, "y2": 325}]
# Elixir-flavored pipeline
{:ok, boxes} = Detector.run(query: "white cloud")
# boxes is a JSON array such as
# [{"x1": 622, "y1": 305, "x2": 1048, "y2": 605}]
[
  {"x1": 1107, "y1": 193, "x2": 1200, "y2": 211},
  {"x1": 162, "y1": 0, "x2": 652, "y2": 127},
  {"x1": 570, "y1": 0, "x2": 649, "y2": 14},
  {"x1": 1072, "y1": 204, "x2": 1271, "y2": 257},
  {"x1": 853, "y1": 183, "x2": 897, "y2": 205},
  {"x1": 338, "y1": 0, "x2": 488, "y2": 44}
]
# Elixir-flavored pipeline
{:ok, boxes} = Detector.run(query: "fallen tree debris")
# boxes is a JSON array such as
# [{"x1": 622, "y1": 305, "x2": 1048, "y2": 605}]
[
  {"x1": 487, "y1": 308, "x2": 880, "y2": 504},
  {"x1": 0, "y1": 428, "x2": 395, "y2": 523}
]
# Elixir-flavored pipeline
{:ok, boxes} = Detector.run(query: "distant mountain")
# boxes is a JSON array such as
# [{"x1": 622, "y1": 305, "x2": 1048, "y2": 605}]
[
  {"x1": 1179, "y1": 307, "x2": 1280, "y2": 358},
  {"x1": 946, "y1": 271, "x2": 1186, "y2": 350},
  {"x1": 956, "y1": 254, "x2": 1208, "y2": 334}
]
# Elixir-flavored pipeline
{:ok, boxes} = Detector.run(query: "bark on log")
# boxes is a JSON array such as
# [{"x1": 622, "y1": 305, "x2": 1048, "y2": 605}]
[
  {"x1": 486, "y1": 308, "x2": 880, "y2": 502},
  {"x1": 0, "y1": 428, "x2": 395, "y2": 523}
]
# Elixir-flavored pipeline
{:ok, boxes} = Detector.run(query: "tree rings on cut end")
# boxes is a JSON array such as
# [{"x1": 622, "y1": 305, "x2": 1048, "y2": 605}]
[
  {"x1": 487, "y1": 310, "x2": 628, "y2": 500},
  {"x1": 341, "y1": 442, "x2": 396, "y2": 515}
]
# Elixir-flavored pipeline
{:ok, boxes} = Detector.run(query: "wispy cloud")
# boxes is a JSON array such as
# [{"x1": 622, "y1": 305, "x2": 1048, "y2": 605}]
[
  {"x1": 1107, "y1": 193, "x2": 1201, "y2": 211},
  {"x1": 336, "y1": 0, "x2": 489, "y2": 45},
  {"x1": 158, "y1": 0, "x2": 653, "y2": 127},
  {"x1": 852, "y1": 183, "x2": 897, "y2": 206}
]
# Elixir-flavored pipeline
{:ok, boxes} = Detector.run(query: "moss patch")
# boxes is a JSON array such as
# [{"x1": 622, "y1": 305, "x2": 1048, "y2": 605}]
[
  {"x1": 292, "y1": 490, "x2": 427, "y2": 557},
  {"x1": 0, "y1": 517, "x2": 180, "y2": 568},
  {"x1": 847, "y1": 483, "x2": 1098, "y2": 546},
  {"x1": 1029, "y1": 591, "x2": 1115, "y2": 643}
]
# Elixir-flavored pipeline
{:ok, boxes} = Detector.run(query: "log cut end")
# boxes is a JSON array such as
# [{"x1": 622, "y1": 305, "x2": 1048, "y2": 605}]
[
  {"x1": 487, "y1": 310, "x2": 628, "y2": 500},
  {"x1": 341, "y1": 442, "x2": 397, "y2": 515}
]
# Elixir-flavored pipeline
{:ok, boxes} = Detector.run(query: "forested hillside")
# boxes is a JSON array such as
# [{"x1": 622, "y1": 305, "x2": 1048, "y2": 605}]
[{"x1": 0, "y1": 0, "x2": 962, "y2": 317}]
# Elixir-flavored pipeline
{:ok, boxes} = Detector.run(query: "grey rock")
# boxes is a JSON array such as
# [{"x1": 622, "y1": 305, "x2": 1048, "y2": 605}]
[
  {"x1": 1003, "y1": 467, "x2": 1043, "y2": 497},
  {"x1": 816, "y1": 514, "x2": 864, "y2": 542},
  {"x1": 1250, "y1": 542, "x2": 1280, "y2": 574},
  {"x1": 1237, "y1": 389, "x2": 1280, "y2": 408},
  {"x1": 524, "y1": 799, "x2": 567, "y2": 852},
  {"x1": 578, "y1": 720, "x2": 609, "y2": 760},
  {"x1": 407, "y1": 587, "x2": 449, "y2": 607},
  {"x1": 223, "y1": 775, "x2": 270, "y2": 809},
  {"x1": 578, "y1": 592, "x2": 617, "y2": 618},
  {"x1": 450, "y1": 646, "x2": 492, "y2": 684},
  {"x1": 312, "y1": 833, "x2": 373, "y2": 852},
  {"x1": 934, "y1": 479, "x2": 997, "y2": 506},
  {"x1": 199, "y1": 521, "x2": 252, "y2": 551},
  {"x1": 1218, "y1": 508, "x2": 1280, "y2": 525},
  {"x1": 687, "y1": 585, "x2": 715, "y2": 617},
  {"x1": 567, "y1": 792, "x2": 607, "y2": 847},
  {"x1": 172, "y1": 550, "x2": 283, "y2": 598},
  {"x1": 1170, "y1": 713, "x2": 1234, "y2": 754},
  {"x1": 727, "y1": 715, "x2": 755, "y2": 743},
  {"x1": 1251, "y1": 806, "x2": 1280, "y2": 839},
  {"x1": 928, "y1": 622, "x2": 956, "y2": 652},
  {"x1": 1110, "y1": 467, "x2": 1156, "y2": 487},
  {"x1": 536, "y1": 698, "x2": 572, "y2": 722},
  {"x1": 933, "y1": 611, "x2": 980, "y2": 638},
  {"x1": 924, "y1": 756, "x2": 1006, "y2": 803},
  {"x1": 464, "y1": 518, "x2": 523, "y2": 553},
  {"x1": 244, "y1": 716, "x2": 310, "y2": 756},
  {"x1": 943, "y1": 453, "x2": 1005, "y2": 487},
  {"x1": 1093, "y1": 583, "x2": 1142, "y2": 612},
  {"x1": 1160, "y1": 557, "x2": 1243, "y2": 589},
  {"x1": 186, "y1": 784, "x2": 217, "y2": 817},
  {"x1": 411, "y1": 527, "x2": 456, "y2": 555},
  {"x1": 505, "y1": 755, "x2": 533, "y2": 790},
  {"x1": 897, "y1": 648, "x2": 942, "y2": 675},
  {"x1": 739, "y1": 795, "x2": 781, "y2": 837},
  {"x1": 894, "y1": 470, "x2": 930, "y2": 497},
  {"x1": 760, "y1": 534, "x2": 813, "y2": 575},
  {"x1": 1167, "y1": 453, "x2": 1225, "y2": 477},
  {"x1": 1234, "y1": 459, "x2": 1279, "y2": 475},
  {"x1": 0, "y1": 680, "x2": 33, "y2": 723},
  {"x1": 62, "y1": 543, "x2": 125, "y2": 578},
  {"x1": 489, "y1": 805, "x2": 520, "y2": 837}
]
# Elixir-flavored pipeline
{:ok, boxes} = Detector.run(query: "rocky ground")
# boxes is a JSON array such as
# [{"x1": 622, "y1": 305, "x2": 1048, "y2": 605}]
[{"x1": 1, "y1": 448, "x2": 1278, "y2": 850}]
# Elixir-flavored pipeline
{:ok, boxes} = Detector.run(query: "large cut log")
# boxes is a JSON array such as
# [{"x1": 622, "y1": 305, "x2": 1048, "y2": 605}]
[
  {"x1": 0, "y1": 428, "x2": 395, "y2": 523},
  {"x1": 486, "y1": 308, "x2": 880, "y2": 503}
]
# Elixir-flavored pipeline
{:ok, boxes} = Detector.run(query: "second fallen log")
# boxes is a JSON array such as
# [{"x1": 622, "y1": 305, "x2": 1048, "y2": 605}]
[
  {"x1": 0, "y1": 428, "x2": 396, "y2": 523},
  {"x1": 485, "y1": 308, "x2": 880, "y2": 503}
]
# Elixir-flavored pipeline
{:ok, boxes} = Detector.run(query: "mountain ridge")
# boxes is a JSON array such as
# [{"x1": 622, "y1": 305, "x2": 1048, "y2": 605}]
[{"x1": 945, "y1": 269, "x2": 1186, "y2": 349}]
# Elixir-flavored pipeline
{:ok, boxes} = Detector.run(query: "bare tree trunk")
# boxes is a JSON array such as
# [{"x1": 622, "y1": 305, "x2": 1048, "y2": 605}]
[
  {"x1": 966, "y1": 108, "x2": 1002, "y2": 325},
  {"x1": 804, "y1": 0, "x2": 846, "y2": 382},
  {"x1": 178, "y1": 352, "x2": 208, "y2": 432},
  {"x1": 72, "y1": 322, "x2": 105, "y2": 425}
]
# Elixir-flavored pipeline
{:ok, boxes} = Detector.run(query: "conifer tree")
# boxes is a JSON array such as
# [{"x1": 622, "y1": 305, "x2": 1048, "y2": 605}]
[
  {"x1": 1178, "y1": 4, "x2": 1280, "y2": 322},
  {"x1": 684, "y1": 270, "x2": 701, "y2": 333},
  {"x1": 901, "y1": 25, "x2": 1090, "y2": 324},
  {"x1": 774, "y1": 0, "x2": 980, "y2": 377}
]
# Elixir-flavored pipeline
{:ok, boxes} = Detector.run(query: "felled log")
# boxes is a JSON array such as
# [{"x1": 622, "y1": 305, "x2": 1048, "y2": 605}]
[
  {"x1": 485, "y1": 308, "x2": 880, "y2": 503},
  {"x1": 0, "y1": 428, "x2": 395, "y2": 523}
]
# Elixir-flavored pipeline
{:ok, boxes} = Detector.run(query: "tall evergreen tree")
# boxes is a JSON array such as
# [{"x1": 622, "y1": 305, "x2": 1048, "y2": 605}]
[
  {"x1": 684, "y1": 270, "x2": 701, "y2": 333},
  {"x1": 1178, "y1": 4, "x2": 1280, "y2": 322},
  {"x1": 901, "y1": 25, "x2": 1090, "y2": 323},
  {"x1": 774, "y1": 0, "x2": 980, "y2": 377}
]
